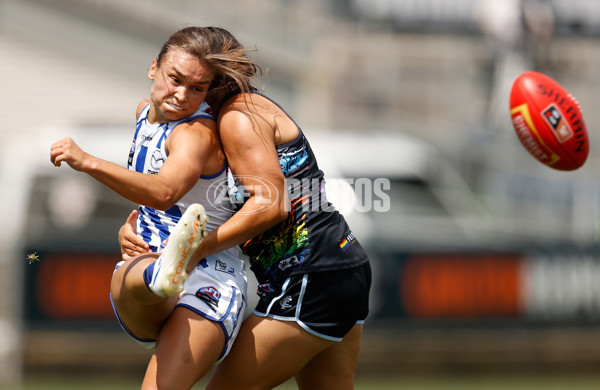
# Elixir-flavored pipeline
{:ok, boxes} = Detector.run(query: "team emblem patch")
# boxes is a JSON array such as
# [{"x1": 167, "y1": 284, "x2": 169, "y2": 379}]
[
  {"x1": 279, "y1": 295, "x2": 293, "y2": 310},
  {"x1": 150, "y1": 149, "x2": 166, "y2": 170}
]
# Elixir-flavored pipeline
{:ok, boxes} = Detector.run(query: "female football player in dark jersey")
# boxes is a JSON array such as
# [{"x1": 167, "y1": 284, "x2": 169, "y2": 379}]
[{"x1": 120, "y1": 26, "x2": 371, "y2": 390}]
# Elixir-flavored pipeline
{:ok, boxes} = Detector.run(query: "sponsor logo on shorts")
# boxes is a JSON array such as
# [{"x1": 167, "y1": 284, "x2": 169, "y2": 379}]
[
  {"x1": 196, "y1": 286, "x2": 221, "y2": 308},
  {"x1": 215, "y1": 259, "x2": 235, "y2": 275},
  {"x1": 257, "y1": 283, "x2": 275, "y2": 298}
]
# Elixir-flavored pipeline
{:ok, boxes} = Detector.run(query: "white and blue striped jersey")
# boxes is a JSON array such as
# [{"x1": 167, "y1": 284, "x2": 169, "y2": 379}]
[{"x1": 127, "y1": 102, "x2": 234, "y2": 252}]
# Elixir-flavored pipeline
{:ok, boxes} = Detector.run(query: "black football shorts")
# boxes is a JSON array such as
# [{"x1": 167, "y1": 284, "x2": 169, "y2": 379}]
[{"x1": 254, "y1": 262, "x2": 371, "y2": 341}]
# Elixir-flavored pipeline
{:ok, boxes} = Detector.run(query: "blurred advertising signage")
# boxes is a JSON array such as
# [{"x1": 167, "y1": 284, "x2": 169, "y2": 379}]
[
  {"x1": 24, "y1": 251, "x2": 118, "y2": 322},
  {"x1": 384, "y1": 251, "x2": 600, "y2": 321},
  {"x1": 401, "y1": 254, "x2": 521, "y2": 318}
]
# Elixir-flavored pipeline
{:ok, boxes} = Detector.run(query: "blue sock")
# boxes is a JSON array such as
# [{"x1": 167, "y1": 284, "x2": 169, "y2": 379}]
[{"x1": 143, "y1": 261, "x2": 156, "y2": 289}]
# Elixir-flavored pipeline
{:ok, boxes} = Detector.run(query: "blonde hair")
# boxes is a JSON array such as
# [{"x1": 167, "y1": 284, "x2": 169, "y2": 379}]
[{"x1": 157, "y1": 26, "x2": 260, "y2": 109}]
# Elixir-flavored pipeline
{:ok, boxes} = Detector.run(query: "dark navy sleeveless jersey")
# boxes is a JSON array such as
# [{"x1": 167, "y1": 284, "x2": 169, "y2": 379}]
[{"x1": 230, "y1": 92, "x2": 369, "y2": 286}]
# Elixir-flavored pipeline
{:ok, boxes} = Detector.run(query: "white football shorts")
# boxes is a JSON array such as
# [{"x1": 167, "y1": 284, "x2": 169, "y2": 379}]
[{"x1": 112, "y1": 247, "x2": 248, "y2": 362}]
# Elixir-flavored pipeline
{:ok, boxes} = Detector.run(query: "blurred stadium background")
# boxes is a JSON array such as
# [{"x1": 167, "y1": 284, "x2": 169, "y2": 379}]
[{"x1": 2, "y1": 0, "x2": 600, "y2": 388}]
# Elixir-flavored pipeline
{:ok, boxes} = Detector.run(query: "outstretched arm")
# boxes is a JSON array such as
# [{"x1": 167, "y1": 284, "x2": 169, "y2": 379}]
[{"x1": 50, "y1": 118, "x2": 216, "y2": 210}]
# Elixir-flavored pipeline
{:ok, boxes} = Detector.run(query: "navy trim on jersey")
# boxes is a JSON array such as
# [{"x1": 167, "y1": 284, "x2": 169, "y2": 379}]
[
  {"x1": 156, "y1": 125, "x2": 168, "y2": 148},
  {"x1": 178, "y1": 113, "x2": 214, "y2": 123},
  {"x1": 200, "y1": 165, "x2": 228, "y2": 180},
  {"x1": 135, "y1": 146, "x2": 148, "y2": 173}
]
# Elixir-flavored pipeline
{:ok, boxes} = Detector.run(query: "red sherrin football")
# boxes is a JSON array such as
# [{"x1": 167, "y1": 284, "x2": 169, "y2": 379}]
[{"x1": 509, "y1": 71, "x2": 589, "y2": 170}]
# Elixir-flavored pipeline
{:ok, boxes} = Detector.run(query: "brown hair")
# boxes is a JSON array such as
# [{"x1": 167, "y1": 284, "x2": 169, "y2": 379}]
[{"x1": 157, "y1": 26, "x2": 260, "y2": 109}]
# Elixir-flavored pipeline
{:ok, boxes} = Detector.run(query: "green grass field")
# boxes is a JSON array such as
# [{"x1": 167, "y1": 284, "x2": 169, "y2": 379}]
[
  {"x1": 6, "y1": 373, "x2": 600, "y2": 390},
  {"x1": 11, "y1": 325, "x2": 600, "y2": 389}
]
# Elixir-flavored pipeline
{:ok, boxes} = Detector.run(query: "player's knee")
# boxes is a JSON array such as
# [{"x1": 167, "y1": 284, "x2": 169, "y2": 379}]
[{"x1": 148, "y1": 376, "x2": 194, "y2": 390}]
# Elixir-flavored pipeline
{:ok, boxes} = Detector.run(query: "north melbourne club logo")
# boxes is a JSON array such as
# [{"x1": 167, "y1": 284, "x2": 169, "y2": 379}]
[{"x1": 150, "y1": 150, "x2": 167, "y2": 170}]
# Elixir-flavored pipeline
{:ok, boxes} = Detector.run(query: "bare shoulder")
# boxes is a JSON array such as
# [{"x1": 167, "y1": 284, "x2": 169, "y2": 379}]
[
  {"x1": 219, "y1": 93, "x2": 277, "y2": 135},
  {"x1": 220, "y1": 93, "x2": 298, "y2": 145},
  {"x1": 221, "y1": 93, "x2": 278, "y2": 118},
  {"x1": 166, "y1": 116, "x2": 223, "y2": 172},
  {"x1": 171, "y1": 116, "x2": 218, "y2": 144},
  {"x1": 135, "y1": 99, "x2": 151, "y2": 118}
]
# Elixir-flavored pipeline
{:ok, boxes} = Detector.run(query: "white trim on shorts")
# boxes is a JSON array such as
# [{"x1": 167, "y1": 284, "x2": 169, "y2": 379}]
[
  {"x1": 253, "y1": 274, "x2": 361, "y2": 342},
  {"x1": 109, "y1": 290, "x2": 156, "y2": 349}
]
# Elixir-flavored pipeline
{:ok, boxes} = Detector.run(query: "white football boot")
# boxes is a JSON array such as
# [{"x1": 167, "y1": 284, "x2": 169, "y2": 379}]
[{"x1": 148, "y1": 204, "x2": 209, "y2": 297}]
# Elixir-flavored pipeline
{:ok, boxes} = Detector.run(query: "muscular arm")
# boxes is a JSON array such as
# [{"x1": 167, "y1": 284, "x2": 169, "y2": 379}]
[
  {"x1": 50, "y1": 118, "x2": 216, "y2": 210},
  {"x1": 192, "y1": 96, "x2": 288, "y2": 261}
]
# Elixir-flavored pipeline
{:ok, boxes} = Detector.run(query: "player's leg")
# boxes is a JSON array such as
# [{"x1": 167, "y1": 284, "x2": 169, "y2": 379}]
[
  {"x1": 207, "y1": 262, "x2": 370, "y2": 389},
  {"x1": 292, "y1": 264, "x2": 370, "y2": 389},
  {"x1": 206, "y1": 314, "x2": 335, "y2": 390},
  {"x1": 110, "y1": 203, "x2": 208, "y2": 340},
  {"x1": 142, "y1": 247, "x2": 247, "y2": 389},
  {"x1": 294, "y1": 324, "x2": 363, "y2": 390},
  {"x1": 111, "y1": 253, "x2": 179, "y2": 341},
  {"x1": 142, "y1": 307, "x2": 226, "y2": 390}
]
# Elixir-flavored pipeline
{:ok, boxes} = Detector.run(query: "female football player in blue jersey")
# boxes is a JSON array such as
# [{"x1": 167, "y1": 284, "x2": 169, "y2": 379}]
[
  {"x1": 119, "y1": 27, "x2": 371, "y2": 390},
  {"x1": 50, "y1": 27, "x2": 251, "y2": 390}
]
